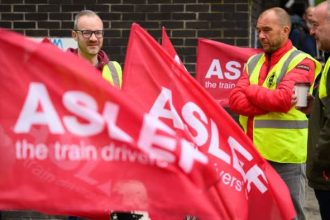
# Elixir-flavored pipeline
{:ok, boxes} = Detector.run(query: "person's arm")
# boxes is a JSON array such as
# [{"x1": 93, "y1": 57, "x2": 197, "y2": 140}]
[
  {"x1": 245, "y1": 58, "x2": 315, "y2": 113},
  {"x1": 293, "y1": 93, "x2": 315, "y2": 115},
  {"x1": 228, "y1": 72, "x2": 267, "y2": 116},
  {"x1": 316, "y1": 91, "x2": 330, "y2": 171},
  {"x1": 294, "y1": 73, "x2": 322, "y2": 115}
]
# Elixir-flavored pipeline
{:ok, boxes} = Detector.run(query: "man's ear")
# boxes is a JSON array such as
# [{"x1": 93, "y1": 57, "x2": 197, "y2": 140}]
[
  {"x1": 283, "y1": 25, "x2": 291, "y2": 35},
  {"x1": 72, "y1": 30, "x2": 78, "y2": 42}
]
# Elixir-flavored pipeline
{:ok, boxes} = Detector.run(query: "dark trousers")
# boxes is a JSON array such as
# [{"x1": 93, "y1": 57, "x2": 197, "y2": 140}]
[{"x1": 314, "y1": 189, "x2": 330, "y2": 220}]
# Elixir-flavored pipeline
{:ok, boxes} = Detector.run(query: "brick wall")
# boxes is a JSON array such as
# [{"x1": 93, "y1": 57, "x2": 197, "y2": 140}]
[{"x1": 0, "y1": 0, "x2": 255, "y2": 74}]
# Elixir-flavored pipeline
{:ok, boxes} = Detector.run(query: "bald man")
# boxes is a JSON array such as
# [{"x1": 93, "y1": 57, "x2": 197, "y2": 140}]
[{"x1": 229, "y1": 7, "x2": 322, "y2": 220}]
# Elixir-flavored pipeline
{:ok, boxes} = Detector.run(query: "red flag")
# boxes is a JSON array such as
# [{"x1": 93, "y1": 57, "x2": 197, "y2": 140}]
[
  {"x1": 123, "y1": 23, "x2": 296, "y2": 220},
  {"x1": 0, "y1": 29, "x2": 231, "y2": 220},
  {"x1": 41, "y1": 37, "x2": 51, "y2": 43},
  {"x1": 196, "y1": 38, "x2": 261, "y2": 106},
  {"x1": 161, "y1": 27, "x2": 185, "y2": 68}
]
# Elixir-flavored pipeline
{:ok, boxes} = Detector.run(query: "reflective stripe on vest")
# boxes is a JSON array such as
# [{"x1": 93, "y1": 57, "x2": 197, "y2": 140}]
[
  {"x1": 276, "y1": 50, "x2": 302, "y2": 85},
  {"x1": 247, "y1": 54, "x2": 263, "y2": 77},
  {"x1": 240, "y1": 48, "x2": 321, "y2": 163},
  {"x1": 102, "y1": 61, "x2": 122, "y2": 88},
  {"x1": 254, "y1": 120, "x2": 308, "y2": 129}
]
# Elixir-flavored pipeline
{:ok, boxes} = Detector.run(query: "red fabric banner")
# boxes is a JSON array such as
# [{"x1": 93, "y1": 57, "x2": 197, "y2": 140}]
[
  {"x1": 0, "y1": 29, "x2": 230, "y2": 219},
  {"x1": 123, "y1": 23, "x2": 296, "y2": 220},
  {"x1": 196, "y1": 38, "x2": 261, "y2": 106},
  {"x1": 161, "y1": 27, "x2": 185, "y2": 68}
]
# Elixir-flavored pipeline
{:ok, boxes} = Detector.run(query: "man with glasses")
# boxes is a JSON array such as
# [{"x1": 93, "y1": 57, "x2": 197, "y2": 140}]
[
  {"x1": 294, "y1": 1, "x2": 330, "y2": 219},
  {"x1": 67, "y1": 10, "x2": 131, "y2": 220},
  {"x1": 68, "y1": 10, "x2": 122, "y2": 88}
]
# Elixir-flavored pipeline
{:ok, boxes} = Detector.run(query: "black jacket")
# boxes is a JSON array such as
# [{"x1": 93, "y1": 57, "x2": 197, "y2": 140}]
[{"x1": 307, "y1": 62, "x2": 330, "y2": 190}]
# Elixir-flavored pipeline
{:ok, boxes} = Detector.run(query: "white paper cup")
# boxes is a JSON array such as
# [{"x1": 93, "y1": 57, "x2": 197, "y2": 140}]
[{"x1": 295, "y1": 83, "x2": 310, "y2": 107}]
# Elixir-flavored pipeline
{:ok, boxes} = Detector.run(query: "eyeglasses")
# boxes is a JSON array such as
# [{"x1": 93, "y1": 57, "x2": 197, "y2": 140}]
[{"x1": 75, "y1": 30, "x2": 104, "y2": 39}]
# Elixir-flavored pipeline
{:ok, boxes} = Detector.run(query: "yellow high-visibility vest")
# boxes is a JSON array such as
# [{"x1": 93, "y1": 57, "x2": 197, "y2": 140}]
[
  {"x1": 319, "y1": 57, "x2": 330, "y2": 100},
  {"x1": 102, "y1": 61, "x2": 122, "y2": 88},
  {"x1": 239, "y1": 48, "x2": 321, "y2": 163}
]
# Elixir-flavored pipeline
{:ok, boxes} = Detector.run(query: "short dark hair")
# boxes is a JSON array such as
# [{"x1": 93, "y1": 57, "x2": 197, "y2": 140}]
[{"x1": 73, "y1": 10, "x2": 102, "y2": 30}]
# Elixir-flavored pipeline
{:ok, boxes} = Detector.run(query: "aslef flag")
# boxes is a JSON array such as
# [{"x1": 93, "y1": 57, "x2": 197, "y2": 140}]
[
  {"x1": 196, "y1": 38, "x2": 261, "y2": 106},
  {"x1": 161, "y1": 26, "x2": 185, "y2": 69},
  {"x1": 0, "y1": 29, "x2": 234, "y2": 220},
  {"x1": 123, "y1": 23, "x2": 296, "y2": 220}
]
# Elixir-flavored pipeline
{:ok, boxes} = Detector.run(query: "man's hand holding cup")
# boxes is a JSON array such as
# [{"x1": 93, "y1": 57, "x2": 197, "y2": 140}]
[{"x1": 292, "y1": 82, "x2": 314, "y2": 115}]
